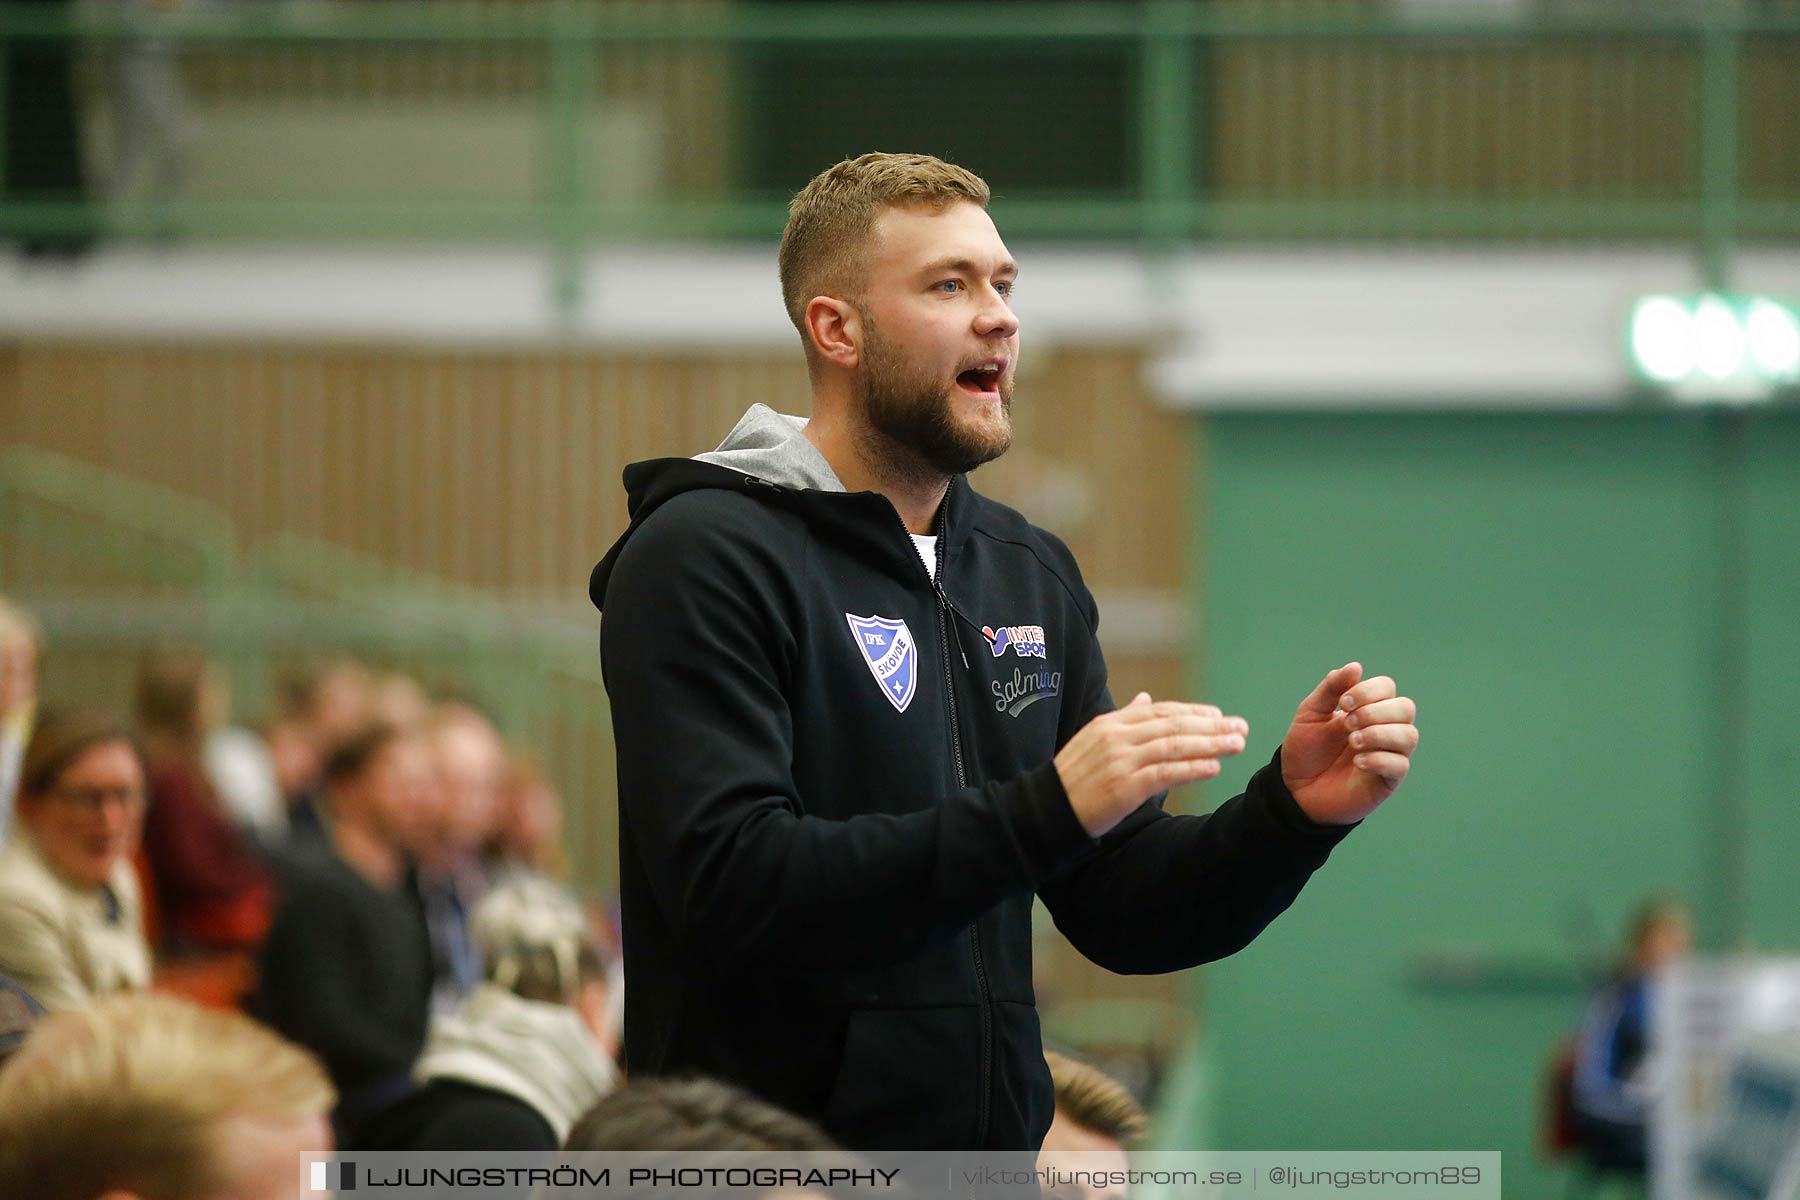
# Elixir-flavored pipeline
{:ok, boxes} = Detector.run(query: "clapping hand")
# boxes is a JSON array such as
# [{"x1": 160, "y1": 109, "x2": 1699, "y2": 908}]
[{"x1": 1279, "y1": 662, "x2": 1418, "y2": 826}]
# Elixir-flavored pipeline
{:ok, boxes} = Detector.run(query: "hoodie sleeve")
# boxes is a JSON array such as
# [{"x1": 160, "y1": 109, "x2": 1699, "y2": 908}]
[
  {"x1": 1033, "y1": 545, "x2": 1356, "y2": 976},
  {"x1": 600, "y1": 493, "x2": 1097, "y2": 973}
]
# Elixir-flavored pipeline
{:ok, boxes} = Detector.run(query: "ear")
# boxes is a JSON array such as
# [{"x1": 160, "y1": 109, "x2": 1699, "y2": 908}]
[{"x1": 803, "y1": 296, "x2": 861, "y2": 371}]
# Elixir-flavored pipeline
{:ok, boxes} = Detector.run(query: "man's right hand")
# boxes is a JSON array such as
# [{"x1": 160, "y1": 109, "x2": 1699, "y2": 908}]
[{"x1": 1053, "y1": 693, "x2": 1249, "y2": 837}]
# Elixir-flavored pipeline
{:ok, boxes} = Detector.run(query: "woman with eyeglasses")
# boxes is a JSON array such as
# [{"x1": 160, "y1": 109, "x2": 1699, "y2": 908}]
[{"x1": 0, "y1": 710, "x2": 152, "y2": 1011}]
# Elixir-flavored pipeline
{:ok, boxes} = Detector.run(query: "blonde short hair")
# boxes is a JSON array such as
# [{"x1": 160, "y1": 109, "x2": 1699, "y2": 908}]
[
  {"x1": 778, "y1": 152, "x2": 990, "y2": 341},
  {"x1": 0, "y1": 993, "x2": 335, "y2": 1200},
  {"x1": 1046, "y1": 1051, "x2": 1148, "y2": 1146}
]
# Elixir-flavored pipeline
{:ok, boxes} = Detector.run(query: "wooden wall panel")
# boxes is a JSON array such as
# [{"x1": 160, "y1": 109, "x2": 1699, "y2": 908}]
[
  {"x1": 1744, "y1": 38, "x2": 1800, "y2": 200},
  {"x1": 4, "y1": 346, "x2": 771, "y2": 600},
  {"x1": 1207, "y1": 36, "x2": 1707, "y2": 204},
  {"x1": 1, "y1": 341, "x2": 1193, "y2": 617},
  {"x1": 165, "y1": 0, "x2": 733, "y2": 202}
]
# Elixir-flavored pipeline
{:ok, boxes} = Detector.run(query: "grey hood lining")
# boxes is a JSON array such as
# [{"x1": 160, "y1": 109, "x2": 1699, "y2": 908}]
[{"x1": 692, "y1": 403, "x2": 846, "y2": 493}]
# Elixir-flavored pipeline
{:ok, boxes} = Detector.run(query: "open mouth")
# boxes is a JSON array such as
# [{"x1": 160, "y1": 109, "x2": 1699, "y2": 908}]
[{"x1": 954, "y1": 365, "x2": 1003, "y2": 396}]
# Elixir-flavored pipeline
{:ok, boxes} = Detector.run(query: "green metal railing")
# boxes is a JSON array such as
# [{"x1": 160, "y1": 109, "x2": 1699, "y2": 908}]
[
  {"x1": 2, "y1": 2, "x2": 1796, "y2": 302},
  {"x1": 0, "y1": 443, "x2": 236, "y2": 593}
]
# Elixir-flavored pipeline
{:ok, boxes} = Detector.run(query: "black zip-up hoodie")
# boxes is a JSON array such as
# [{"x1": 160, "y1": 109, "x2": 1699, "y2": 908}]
[{"x1": 590, "y1": 405, "x2": 1354, "y2": 1152}]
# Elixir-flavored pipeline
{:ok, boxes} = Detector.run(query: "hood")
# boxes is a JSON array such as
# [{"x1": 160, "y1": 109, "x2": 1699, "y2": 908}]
[
  {"x1": 692, "y1": 403, "x2": 846, "y2": 493},
  {"x1": 414, "y1": 984, "x2": 618, "y2": 1142},
  {"x1": 589, "y1": 404, "x2": 975, "y2": 611}
]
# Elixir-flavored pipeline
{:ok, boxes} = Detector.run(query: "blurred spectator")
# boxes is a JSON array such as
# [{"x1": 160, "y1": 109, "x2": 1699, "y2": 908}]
[
  {"x1": 565, "y1": 1076, "x2": 840, "y2": 1152},
  {"x1": 416, "y1": 701, "x2": 508, "y2": 1010},
  {"x1": 266, "y1": 657, "x2": 374, "y2": 849},
  {"x1": 429, "y1": 700, "x2": 508, "y2": 875},
  {"x1": 373, "y1": 670, "x2": 432, "y2": 731},
  {"x1": 490, "y1": 755, "x2": 567, "y2": 881},
  {"x1": 135, "y1": 648, "x2": 272, "y2": 955},
  {"x1": 0, "y1": 970, "x2": 45, "y2": 1064},
  {"x1": 1569, "y1": 897, "x2": 1691, "y2": 1174},
  {"x1": 0, "y1": 992, "x2": 334, "y2": 1200},
  {"x1": 0, "y1": 596, "x2": 43, "y2": 844},
  {"x1": 565, "y1": 1079, "x2": 855, "y2": 1200},
  {"x1": 1037, "y1": 1052, "x2": 1147, "y2": 1200},
  {"x1": 251, "y1": 722, "x2": 435, "y2": 1148},
  {"x1": 203, "y1": 720, "x2": 287, "y2": 847},
  {"x1": 0, "y1": 710, "x2": 152, "y2": 1010},
  {"x1": 360, "y1": 876, "x2": 619, "y2": 1151}
]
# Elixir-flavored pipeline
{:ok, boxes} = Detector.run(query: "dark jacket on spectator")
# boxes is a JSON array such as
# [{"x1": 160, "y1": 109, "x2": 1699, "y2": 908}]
[
  {"x1": 251, "y1": 847, "x2": 432, "y2": 1145},
  {"x1": 359, "y1": 1079, "x2": 554, "y2": 1152}
]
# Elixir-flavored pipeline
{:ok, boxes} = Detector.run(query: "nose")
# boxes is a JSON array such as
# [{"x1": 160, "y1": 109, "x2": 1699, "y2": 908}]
[
  {"x1": 98, "y1": 802, "x2": 132, "y2": 843},
  {"x1": 974, "y1": 284, "x2": 1019, "y2": 341}
]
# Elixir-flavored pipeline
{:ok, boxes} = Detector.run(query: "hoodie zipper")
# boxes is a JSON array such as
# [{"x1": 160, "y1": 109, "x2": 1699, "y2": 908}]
[
  {"x1": 743, "y1": 470, "x2": 994, "y2": 1146},
  {"x1": 923, "y1": 500, "x2": 994, "y2": 1151},
  {"x1": 874, "y1": 489, "x2": 995, "y2": 1149}
]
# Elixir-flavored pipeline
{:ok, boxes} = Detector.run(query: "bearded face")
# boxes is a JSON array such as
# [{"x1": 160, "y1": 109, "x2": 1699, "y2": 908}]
[{"x1": 854, "y1": 307, "x2": 1014, "y2": 479}]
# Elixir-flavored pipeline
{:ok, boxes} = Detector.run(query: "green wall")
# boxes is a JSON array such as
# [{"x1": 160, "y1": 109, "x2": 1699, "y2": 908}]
[
  {"x1": 1742, "y1": 417, "x2": 1800, "y2": 944},
  {"x1": 1184, "y1": 410, "x2": 1800, "y2": 1197}
]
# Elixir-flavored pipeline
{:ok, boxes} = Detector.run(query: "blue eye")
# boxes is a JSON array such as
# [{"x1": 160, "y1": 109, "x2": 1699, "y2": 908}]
[{"x1": 933, "y1": 279, "x2": 1014, "y2": 298}]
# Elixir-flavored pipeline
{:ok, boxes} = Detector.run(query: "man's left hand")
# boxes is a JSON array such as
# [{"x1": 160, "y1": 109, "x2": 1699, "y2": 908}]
[{"x1": 1280, "y1": 662, "x2": 1418, "y2": 826}]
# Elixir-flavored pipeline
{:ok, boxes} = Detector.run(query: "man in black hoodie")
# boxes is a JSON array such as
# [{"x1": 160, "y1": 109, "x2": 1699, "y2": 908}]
[{"x1": 590, "y1": 153, "x2": 1421, "y2": 1153}]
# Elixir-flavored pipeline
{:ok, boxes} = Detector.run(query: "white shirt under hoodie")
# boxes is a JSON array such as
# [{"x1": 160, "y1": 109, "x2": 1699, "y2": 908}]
[{"x1": 413, "y1": 984, "x2": 619, "y2": 1142}]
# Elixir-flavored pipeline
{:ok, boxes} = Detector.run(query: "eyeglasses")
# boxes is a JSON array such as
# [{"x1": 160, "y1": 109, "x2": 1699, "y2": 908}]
[{"x1": 45, "y1": 785, "x2": 146, "y2": 813}]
